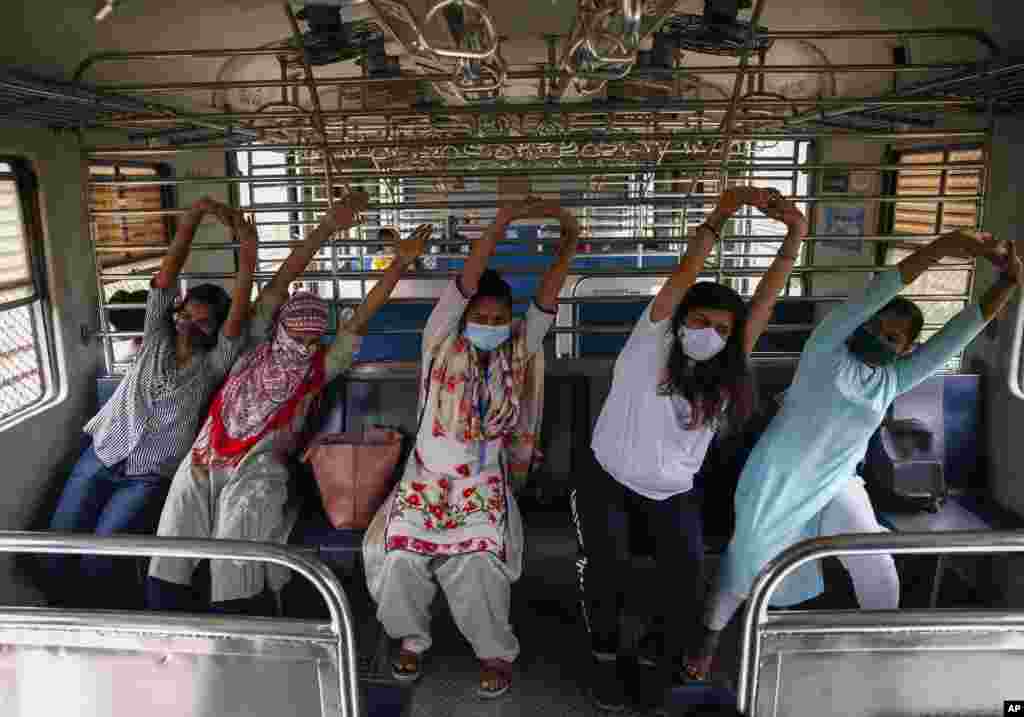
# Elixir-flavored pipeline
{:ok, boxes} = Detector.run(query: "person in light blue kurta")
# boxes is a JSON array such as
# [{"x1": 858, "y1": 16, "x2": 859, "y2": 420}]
[{"x1": 686, "y1": 230, "x2": 1022, "y2": 680}]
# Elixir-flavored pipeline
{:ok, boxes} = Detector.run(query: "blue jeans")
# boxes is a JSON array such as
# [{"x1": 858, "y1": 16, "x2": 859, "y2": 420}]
[{"x1": 47, "y1": 441, "x2": 168, "y2": 607}]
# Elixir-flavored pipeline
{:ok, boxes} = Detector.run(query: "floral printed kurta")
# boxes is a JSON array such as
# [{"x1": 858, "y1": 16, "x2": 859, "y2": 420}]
[{"x1": 375, "y1": 280, "x2": 552, "y2": 562}]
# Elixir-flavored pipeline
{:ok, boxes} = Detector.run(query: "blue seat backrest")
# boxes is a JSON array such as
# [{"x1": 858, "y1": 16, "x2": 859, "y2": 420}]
[
  {"x1": 577, "y1": 298, "x2": 814, "y2": 357},
  {"x1": 578, "y1": 300, "x2": 647, "y2": 357},
  {"x1": 942, "y1": 374, "x2": 982, "y2": 492}
]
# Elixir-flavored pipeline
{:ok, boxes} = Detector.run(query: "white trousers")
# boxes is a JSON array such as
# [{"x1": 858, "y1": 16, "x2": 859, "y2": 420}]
[
  {"x1": 364, "y1": 487, "x2": 524, "y2": 662},
  {"x1": 707, "y1": 478, "x2": 900, "y2": 631},
  {"x1": 370, "y1": 550, "x2": 520, "y2": 661}
]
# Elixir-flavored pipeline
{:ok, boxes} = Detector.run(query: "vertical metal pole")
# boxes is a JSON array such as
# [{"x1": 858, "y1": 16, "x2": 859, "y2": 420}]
[
  {"x1": 935, "y1": 147, "x2": 948, "y2": 235},
  {"x1": 543, "y1": 34, "x2": 558, "y2": 101},
  {"x1": 91, "y1": 216, "x2": 116, "y2": 374},
  {"x1": 282, "y1": 1, "x2": 341, "y2": 210},
  {"x1": 717, "y1": 0, "x2": 768, "y2": 190}
]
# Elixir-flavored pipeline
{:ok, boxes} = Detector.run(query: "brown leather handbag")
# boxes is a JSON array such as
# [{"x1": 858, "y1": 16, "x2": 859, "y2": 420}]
[{"x1": 302, "y1": 426, "x2": 404, "y2": 530}]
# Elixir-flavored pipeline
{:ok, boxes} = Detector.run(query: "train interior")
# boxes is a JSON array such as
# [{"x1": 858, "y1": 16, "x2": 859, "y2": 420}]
[{"x1": 1, "y1": 0, "x2": 1024, "y2": 715}]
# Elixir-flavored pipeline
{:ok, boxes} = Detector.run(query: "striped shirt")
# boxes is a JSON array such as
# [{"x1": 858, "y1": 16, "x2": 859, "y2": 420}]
[{"x1": 84, "y1": 286, "x2": 244, "y2": 478}]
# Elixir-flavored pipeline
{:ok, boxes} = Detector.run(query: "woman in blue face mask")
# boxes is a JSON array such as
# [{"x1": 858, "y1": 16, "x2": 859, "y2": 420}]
[
  {"x1": 363, "y1": 197, "x2": 580, "y2": 699},
  {"x1": 690, "y1": 230, "x2": 1021, "y2": 681},
  {"x1": 574, "y1": 187, "x2": 808, "y2": 710}
]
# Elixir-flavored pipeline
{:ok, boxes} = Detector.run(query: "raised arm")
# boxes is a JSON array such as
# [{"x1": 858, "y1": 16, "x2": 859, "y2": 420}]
[
  {"x1": 980, "y1": 240, "x2": 1020, "y2": 321},
  {"x1": 742, "y1": 190, "x2": 808, "y2": 354},
  {"x1": 807, "y1": 229, "x2": 1006, "y2": 354},
  {"x1": 534, "y1": 207, "x2": 580, "y2": 312},
  {"x1": 259, "y1": 190, "x2": 369, "y2": 305},
  {"x1": 895, "y1": 241, "x2": 1020, "y2": 393},
  {"x1": 896, "y1": 229, "x2": 1003, "y2": 286},
  {"x1": 152, "y1": 197, "x2": 227, "y2": 289},
  {"x1": 459, "y1": 198, "x2": 539, "y2": 296},
  {"x1": 220, "y1": 212, "x2": 259, "y2": 339},
  {"x1": 344, "y1": 224, "x2": 429, "y2": 336},
  {"x1": 649, "y1": 189, "x2": 749, "y2": 323}
]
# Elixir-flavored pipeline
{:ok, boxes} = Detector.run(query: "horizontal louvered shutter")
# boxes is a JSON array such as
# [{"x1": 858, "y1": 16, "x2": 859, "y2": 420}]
[
  {"x1": 0, "y1": 177, "x2": 34, "y2": 305},
  {"x1": 893, "y1": 149, "x2": 982, "y2": 235},
  {"x1": 89, "y1": 165, "x2": 169, "y2": 269}
]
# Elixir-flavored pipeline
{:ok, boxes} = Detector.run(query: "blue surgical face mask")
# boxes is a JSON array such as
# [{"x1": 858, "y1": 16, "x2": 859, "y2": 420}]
[{"x1": 464, "y1": 322, "x2": 511, "y2": 352}]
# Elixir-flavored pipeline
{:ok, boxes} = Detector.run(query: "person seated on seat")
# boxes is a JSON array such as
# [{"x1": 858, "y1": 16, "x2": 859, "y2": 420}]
[
  {"x1": 46, "y1": 198, "x2": 255, "y2": 608},
  {"x1": 146, "y1": 195, "x2": 427, "y2": 615},
  {"x1": 573, "y1": 188, "x2": 808, "y2": 710},
  {"x1": 688, "y1": 231, "x2": 1022, "y2": 680},
  {"x1": 363, "y1": 197, "x2": 579, "y2": 699},
  {"x1": 107, "y1": 288, "x2": 149, "y2": 362}
]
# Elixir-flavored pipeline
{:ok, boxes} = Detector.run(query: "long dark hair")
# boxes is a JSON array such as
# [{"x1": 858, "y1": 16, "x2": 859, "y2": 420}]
[{"x1": 660, "y1": 281, "x2": 757, "y2": 431}]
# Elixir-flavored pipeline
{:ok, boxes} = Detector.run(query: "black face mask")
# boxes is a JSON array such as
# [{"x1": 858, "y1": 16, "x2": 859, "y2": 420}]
[
  {"x1": 175, "y1": 315, "x2": 218, "y2": 351},
  {"x1": 847, "y1": 326, "x2": 900, "y2": 367}
]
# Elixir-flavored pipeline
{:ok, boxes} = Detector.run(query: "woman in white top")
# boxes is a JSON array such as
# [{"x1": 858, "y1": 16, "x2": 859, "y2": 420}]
[{"x1": 573, "y1": 187, "x2": 807, "y2": 711}]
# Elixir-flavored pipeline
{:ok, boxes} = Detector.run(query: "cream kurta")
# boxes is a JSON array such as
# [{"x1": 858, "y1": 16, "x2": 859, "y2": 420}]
[{"x1": 149, "y1": 295, "x2": 360, "y2": 603}]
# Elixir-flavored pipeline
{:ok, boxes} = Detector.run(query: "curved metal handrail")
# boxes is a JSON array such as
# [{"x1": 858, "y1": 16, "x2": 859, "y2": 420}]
[
  {"x1": 738, "y1": 530, "x2": 1024, "y2": 714},
  {"x1": 1007, "y1": 270, "x2": 1024, "y2": 401},
  {"x1": 419, "y1": 0, "x2": 499, "y2": 61},
  {"x1": 0, "y1": 531, "x2": 361, "y2": 717}
]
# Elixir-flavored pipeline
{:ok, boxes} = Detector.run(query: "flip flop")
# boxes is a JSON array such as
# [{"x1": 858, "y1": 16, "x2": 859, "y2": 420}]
[
  {"x1": 391, "y1": 649, "x2": 422, "y2": 683},
  {"x1": 478, "y1": 658, "x2": 513, "y2": 699}
]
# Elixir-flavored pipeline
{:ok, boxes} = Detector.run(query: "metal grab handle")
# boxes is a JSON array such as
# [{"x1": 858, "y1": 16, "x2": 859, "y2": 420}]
[
  {"x1": 1008, "y1": 270, "x2": 1024, "y2": 401},
  {"x1": 562, "y1": 34, "x2": 633, "y2": 87},
  {"x1": 621, "y1": 0, "x2": 643, "y2": 48},
  {"x1": 419, "y1": 0, "x2": 499, "y2": 60},
  {"x1": 738, "y1": 530, "x2": 1024, "y2": 714},
  {"x1": 0, "y1": 531, "x2": 361, "y2": 717},
  {"x1": 582, "y1": 32, "x2": 637, "y2": 72},
  {"x1": 453, "y1": 59, "x2": 506, "y2": 93}
]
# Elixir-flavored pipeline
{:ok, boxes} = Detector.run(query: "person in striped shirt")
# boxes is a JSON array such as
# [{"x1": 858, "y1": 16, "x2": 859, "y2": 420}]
[{"x1": 46, "y1": 198, "x2": 258, "y2": 608}]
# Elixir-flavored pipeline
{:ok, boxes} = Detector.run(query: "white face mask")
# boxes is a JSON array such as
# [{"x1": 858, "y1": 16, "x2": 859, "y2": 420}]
[{"x1": 678, "y1": 325, "x2": 727, "y2": 362}]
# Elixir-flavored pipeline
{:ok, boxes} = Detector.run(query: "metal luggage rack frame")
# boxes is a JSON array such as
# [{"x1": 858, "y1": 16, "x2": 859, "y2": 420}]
[{"x1": 62, "y1": 0, "x2": 1008, "y2": 374}]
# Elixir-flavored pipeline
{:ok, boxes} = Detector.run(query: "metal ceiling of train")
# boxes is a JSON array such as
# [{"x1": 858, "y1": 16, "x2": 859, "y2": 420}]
[
  {"x1": 0, "y1": 1, "x2": 1019, "y2": 157},
  {"x1": 62, "y1": 1, "x2": 994, "y2": 371}
]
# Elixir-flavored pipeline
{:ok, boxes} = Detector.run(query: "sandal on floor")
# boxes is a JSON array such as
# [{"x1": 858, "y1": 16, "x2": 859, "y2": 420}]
[
  {"x1": 679, "y1": 656, "x2": 713, "y2": 683},
  {"x1": 477, "y1": 658, "x2": 513, "y2": 699},
  {"x1": 391, "y1": 650, "x2": 422, "y2": 683}
]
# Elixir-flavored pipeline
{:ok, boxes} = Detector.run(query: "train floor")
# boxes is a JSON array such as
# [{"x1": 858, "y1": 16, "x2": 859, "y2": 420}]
[
  {"x1": 30, "y1": 498, "x2": 988, "y2": 716},
  {"x1": 330, "y1": 503, "x2": 988, "y2": 717}
]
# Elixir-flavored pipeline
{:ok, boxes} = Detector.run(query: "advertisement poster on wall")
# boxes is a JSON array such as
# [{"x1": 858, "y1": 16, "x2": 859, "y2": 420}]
[{"x1": 822, "y1": 205, "x2": 867, "y2": 254}]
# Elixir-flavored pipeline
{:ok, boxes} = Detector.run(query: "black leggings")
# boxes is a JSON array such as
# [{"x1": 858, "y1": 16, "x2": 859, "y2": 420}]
[{"x1": 571, "y1": 461, "x2": 705, "y2": 667}]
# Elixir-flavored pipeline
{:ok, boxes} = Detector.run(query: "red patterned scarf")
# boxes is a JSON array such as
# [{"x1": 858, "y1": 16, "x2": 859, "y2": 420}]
[{"x1": 192, "y1": 293, "x2": 329, "y2": 467}]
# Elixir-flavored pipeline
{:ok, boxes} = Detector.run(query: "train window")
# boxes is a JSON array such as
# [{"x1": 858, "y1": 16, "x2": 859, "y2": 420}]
[
  {"x1": 237, "y1": 150, "x2": 337, "y2": 299},
  {"x1": 565, "y1": 140, "x2": 810, "y2": 358},
  {"x1": 89, "y1": 162, "x2": 171, "y2": 272},
  {"x1": 0, "y1": 159, "x2": 57, "y2": 425},
  {"x1": 886, "y1": 147, "x2": 983, "y2": 370}
]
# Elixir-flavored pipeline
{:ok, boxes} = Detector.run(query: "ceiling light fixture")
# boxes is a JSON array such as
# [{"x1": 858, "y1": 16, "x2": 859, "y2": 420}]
[{"x1": 94, "y1": 0, "x2": 117, "y2": 22}]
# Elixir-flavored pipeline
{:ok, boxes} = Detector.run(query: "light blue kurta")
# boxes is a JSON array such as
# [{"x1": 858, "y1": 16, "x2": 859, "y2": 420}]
[{"x1": 720, "y1": 269, "x2": 987, "y2": 606}]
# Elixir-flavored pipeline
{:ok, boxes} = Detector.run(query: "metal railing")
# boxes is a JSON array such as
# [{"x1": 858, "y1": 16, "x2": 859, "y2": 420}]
[
  {"x1": 738, "y1": 530, "x2": 1024, "y2": 715},
  {"x1": 0, "y1": 531, "x2": 361, "y2": 717},
  {"x1": 71, "y1": 4, "x2": 997, "y2": 375}
]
